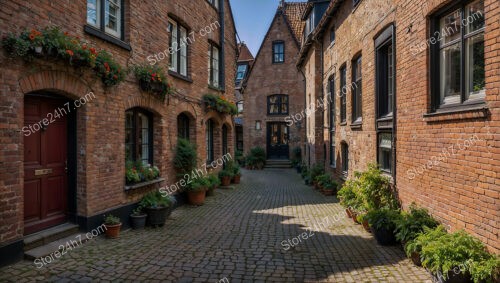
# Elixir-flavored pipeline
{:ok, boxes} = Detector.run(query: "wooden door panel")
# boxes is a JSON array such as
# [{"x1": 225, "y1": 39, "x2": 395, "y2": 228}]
[
  {"x1": 24, "y1": 95, "x2": 68, "y2": 235},
  {"x1": 24, "y1": 180, "x2": 41, "y2": 222},
  {"x1": 46, "y1": 176, "x2": 65, "y2": 215}
]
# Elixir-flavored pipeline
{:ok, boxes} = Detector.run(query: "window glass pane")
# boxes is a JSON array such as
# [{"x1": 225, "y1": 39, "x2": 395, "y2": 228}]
[
  {"x1": 439, "y1": 9, "x2": 461, "y2": 46},
  {"x1": 180, "y1": 27, "x2": 188, "y2": 76},
  {"x1": 138, "y1": 113, "x2": 150, "y2": 165},
  {"x1": 465, "y1": 33, "x2": 485, "y2": 100},
  {"x1": 236, "y1": 65, "x2": 247, "y2": 79},
  {"x1": 87, "y1": 0, "x2": 100, "y2": 26},
  {"x1": 105, "y1": 0, "x2": 120, "y2": 36},
  {"x1": 465, "y1": 0, "x2": 485, "y2": 34},
  {"x1": 440, "y1": 42, "x2": 461, "y2": 104},
  {"x1": 378, "y1": 133, "x2": 392, "y2": 172},
  {"x1": 212, "y1": 46, "x2": 219, "y2": 86},
  {"x1": 169, "y1": 21, "x2": 178, "y2": 72},
  {"x1": 125, "y1": 111, "x2": 133, "y2": 161},
  {"x1": 387, "y1": 44, "x2": 394, "y2": 115}
]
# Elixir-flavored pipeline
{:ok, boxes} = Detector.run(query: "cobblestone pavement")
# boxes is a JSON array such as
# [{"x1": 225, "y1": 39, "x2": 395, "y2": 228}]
[{"x1": 0, "y1": 169, "x2": 432, "y2": 282}]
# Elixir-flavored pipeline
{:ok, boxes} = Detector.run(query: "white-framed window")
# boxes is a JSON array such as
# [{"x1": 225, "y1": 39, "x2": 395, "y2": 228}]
[
  {"x1": 208, "y1": 43, "x2": 220, "y2": 87},
  {"x1": 87, "y1": 0, "x2": 123, "y2": 39},
  {"x1": 168, "y1": 18, "x2": 188, "y2": 76},
  {"x1": 207, "y1": 0, "x2": 219, "y2": 9}
]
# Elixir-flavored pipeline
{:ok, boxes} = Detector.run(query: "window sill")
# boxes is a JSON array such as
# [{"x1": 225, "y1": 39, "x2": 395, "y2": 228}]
[
  {"x1": 168, "y1": 71, "x2": 193, "y2": 83},
  {"x1": 84, "y1": 25, "x2": 131, "y2": 51},
  {"x1": 423, "y1": 104, "x2": 489, "y2": 123},
  {"x1": 340, "y1": 122, "x2": 347, "y2": 126},
  {"x1": 208, "y1": 84, "x2": 224, "y2": 92},
  {"x1": 124, "y1": 178, "x2": 165, "y2": 192},
  {"x1": 272, "y1": 61, "x2": 285, "y2": 65},
  {"x1": 350, "y1": 122, "x2": 362, "y2": 130}
]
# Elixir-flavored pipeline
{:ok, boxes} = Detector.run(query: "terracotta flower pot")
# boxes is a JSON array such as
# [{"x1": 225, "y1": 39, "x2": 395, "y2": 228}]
[
  {"x1": 232, "y1": 174, "x2": 241, "y2": 184},
  {"x1": 346, "y1": 208, "x2": 353, "y2": 218},
  {"x1": 220, "y1": 176, "x2": 231, "y2": 186},
  {"x1": 362, "y1": 219, "x2": 371, "y2": 232},
  {"x1": 188, "y1": 190, "x2": 206, "y2": 206},
  {"x1": 104, "y1": 223, "x2": 122, "y2": 238}
]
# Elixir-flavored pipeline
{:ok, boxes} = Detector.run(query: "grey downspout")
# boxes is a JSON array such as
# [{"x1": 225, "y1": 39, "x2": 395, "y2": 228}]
[
  {"x1": 219, "y1": 0, "x2": 226, "y2": 91},
  {"x1": 319, "y1": 39, "x2": 325, "y2": 168}
]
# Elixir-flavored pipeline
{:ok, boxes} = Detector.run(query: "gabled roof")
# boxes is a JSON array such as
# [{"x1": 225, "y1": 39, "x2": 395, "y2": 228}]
[
  {"x1": 237, "y1": 43, "x2": 254, "y2": 63},
  {"x1": 282, "y1": 2, "x2": 308, "y2": 45},
  {"x1": 297, "y1": 0, "x2": 345, "y2": 68}
]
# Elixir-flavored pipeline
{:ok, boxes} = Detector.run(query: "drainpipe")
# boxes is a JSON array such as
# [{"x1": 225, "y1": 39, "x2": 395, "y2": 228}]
[
  {"x1": 219, "y1": 0, "x2": 226, "y2": 92},
  {"x1": 318, "y1": 38, "x2": 325, "y2": 168},
  {"x1": 298, "y1": 67, "x2": 307, "y2": 167}
]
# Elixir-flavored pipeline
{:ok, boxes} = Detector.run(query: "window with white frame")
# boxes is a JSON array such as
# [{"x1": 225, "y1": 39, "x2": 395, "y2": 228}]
[
  {"x1": 208, "y1": 43, "x2": 220, "y2": 87},
  {"x1": 168, "y1": 18, "x2": 188, "y2": 77},
  {"x1": 87, "y1": 0, "x2": 123, "y2": 39}
]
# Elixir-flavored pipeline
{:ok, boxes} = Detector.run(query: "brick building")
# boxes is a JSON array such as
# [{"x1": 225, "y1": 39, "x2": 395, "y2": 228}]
[
  {"x1": 243, "y1": 1, "x2": 307, "y2": 160},
  {"x1": 234, "y1": 43, "x2": 254, "y2": 152},
  {"x1": 0, "y1": 0, "x2": 237, "y2": 266},
  {"x1": 298, "y1": 0, "x2": 499, "y2": 253}
]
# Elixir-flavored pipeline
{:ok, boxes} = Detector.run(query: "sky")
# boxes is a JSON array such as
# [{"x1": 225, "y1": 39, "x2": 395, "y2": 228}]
[{"x1": 229, "y1": 0, "x2": 308, "y2": 56}]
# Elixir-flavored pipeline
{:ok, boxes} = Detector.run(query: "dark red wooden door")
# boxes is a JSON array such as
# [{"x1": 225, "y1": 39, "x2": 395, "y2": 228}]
[{"x1": 24, "y1": 96, "x2": 68, "y2": 235}]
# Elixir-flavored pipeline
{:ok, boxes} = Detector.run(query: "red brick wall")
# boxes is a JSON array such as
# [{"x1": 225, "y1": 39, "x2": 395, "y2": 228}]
[
  {"x1": 0, "y1": 0, "x2": 236, "y2": 245},
  {"x1": 308, "y1": 0, "x2": 498, "y2": 253},
  {"x1": 243, "y1": 11, "x2": 305, "y2": 157},
  {"x1": 395, "y1": 0, "x2": 499, "y2": 253}
]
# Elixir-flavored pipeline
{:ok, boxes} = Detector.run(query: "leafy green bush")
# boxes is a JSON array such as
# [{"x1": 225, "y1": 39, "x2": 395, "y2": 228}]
[
  {"x1": 245, "y1": 147, "x2": 266, "y2": 169},
  {"x1": 207, "y1": 174, "x2": 220, "y2": 188},
  {"x1": 365, "y1": 209, "x2": 402, "y2": 231},
  {"x1": 187, "y1": 176, "x2": 210, "y2": 192},
  {"x1": 104, "y1": 214, "x2": 121, "y2": 225},
  {"x1": 395, "y1": 204, "x2": 439, "y2": 243},
  {"x1": 218, "y1": 170, "x2": 233, "y2": 178},
  {"x1": 405, "y1": 225, "x2": 448, "y2": 258},
  {"x1": 173, "y1": 138, "x2": 198, "y2": 176},
  {"x1": 309, "y1": 164, "x2": 324, "y2": 182},
  {"x1": 139, "y1": 191, "x2": 172, "y2": 208},
  {"x1": 469, "y1": 256, "x2": 500, "y2": 283},
  {"x1": 235, "y1": 150, "x2": 245, "y2": 166},
  {"x1": 421, "y1": 230, "x2": 492, "y2": 280},
  {"x1": 338, "y1": 163, "x2": 398, "y2": 213}
]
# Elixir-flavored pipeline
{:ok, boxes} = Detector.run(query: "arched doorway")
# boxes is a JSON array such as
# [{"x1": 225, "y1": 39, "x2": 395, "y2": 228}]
[
  {"x1": 222, "y1": 124, "x2": 228, "y2": 156},
  {"x1": 23, "y1": 93, "x2": 76, "y2": 234}
]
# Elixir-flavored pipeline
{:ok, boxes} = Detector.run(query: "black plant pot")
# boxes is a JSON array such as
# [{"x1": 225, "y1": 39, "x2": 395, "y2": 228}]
[
  {"x1": 146, "y1": 206, "x2": 172, "y2": 227},
  {"x1": 432, "y1": 270, "x2": 473, "y2": 283},
  {"x1": 130, "y1": 214, "x2": 147, "y2": 229},
  {"x1": 372, "y1": 227, "x2": 398, "y2": 246},
  {"x1": 296, "y1": 166, "x2": 302, "y2": 173}
]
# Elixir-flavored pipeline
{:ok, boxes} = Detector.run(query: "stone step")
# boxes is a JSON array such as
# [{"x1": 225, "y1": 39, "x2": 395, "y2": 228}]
[
  {"x1": 24, "y1": 233, "x2": 91, "y2": 261},
  {"x1": 24, "y1": 223, "x2": 79, "y2": 251},
  {"x1": 265, "y1": 159, "x2": 292, "y2": 168}
]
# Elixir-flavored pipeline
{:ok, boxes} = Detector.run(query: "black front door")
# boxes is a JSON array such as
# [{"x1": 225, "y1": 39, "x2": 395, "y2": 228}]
[{"x1": 267, "y1": 122, "x2": 289, "y2": 159}]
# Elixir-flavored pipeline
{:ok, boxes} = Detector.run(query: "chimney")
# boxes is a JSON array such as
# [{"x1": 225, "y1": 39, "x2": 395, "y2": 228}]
[{"x1": 279, "y1": 0, "x2": 285, "y2": 9}]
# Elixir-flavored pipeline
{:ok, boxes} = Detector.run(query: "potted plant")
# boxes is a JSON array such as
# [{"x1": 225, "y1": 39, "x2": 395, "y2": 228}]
[
  {"x1": 405, "y1": 226, "x2": 448, "y2": 267},
  {"x1": 245, "y1": 147, "x2": 266, "y2": 170},
  {"x1": 103, "y1": 214, "x2": 122, "y2": 238},
  {"x1": 470, "y1": 256, "x2": 500, "y2": 283},
  {"x1": 321, "y1": 177, "x2": 338, "y2": 196},
  {"x1": 206, "y1": 174, "x2": 220, "y2": 196},
  {"x1": 395, "y1": 204, "x2": 439, "y2": 265},
  {"x1": 140, "y1": 191, "x2": 173, "y2": 227},
  {"x1": 186, "y1": 176, "x2": 209, "y2": 205},
  {"x1": 219, "y1": 170, "x2": 232, "y2": 187},
  {"x1": 232, "y1": 164, "x2": 241, "y2": 184},
  {"x1": 421, "y1": 230, "x2": 493, "y2": 283},
  {"x1": 365, "y1": 209, "x2": 402, "y2": 246},
  {"x1": 130, "y1": 206, "x2": 147, "y2": 230},
  {"x1": 173, "y1": 138, "x2": 198, "y2": 179}
]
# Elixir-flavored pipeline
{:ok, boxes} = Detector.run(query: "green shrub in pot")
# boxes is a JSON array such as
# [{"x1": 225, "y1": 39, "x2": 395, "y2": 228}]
[
  {"x1": 395, "y1": 204, "x2": 439, "y2": 244},
  {"x1": 365, "y1": 209, "x2": 402, "y2": 245}
]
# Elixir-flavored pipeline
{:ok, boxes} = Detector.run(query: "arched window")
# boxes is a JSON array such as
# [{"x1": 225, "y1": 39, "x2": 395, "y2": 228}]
[
  {"x1": 126, "y1": 108, "x2": 153, "y2": 165},
  {"x1": 177, "y1": 113, "x2": 190, "y2": 140},
  {"x1": 267, "y1": 94, "x2": 289, "y2": 115},
  {"x1": 206, "y1": 119, "x2": 215, "y2": 163}
]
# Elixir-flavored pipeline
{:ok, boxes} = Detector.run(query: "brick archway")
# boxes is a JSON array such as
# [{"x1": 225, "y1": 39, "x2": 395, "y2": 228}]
[{"x1": 19, "y1": 70, "x2": 92, "y2": 99}]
